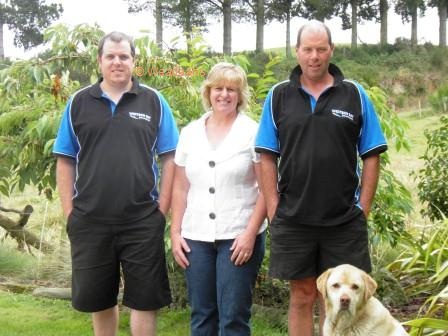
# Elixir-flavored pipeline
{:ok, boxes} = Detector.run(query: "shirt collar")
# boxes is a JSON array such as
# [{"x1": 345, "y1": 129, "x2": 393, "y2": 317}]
[{"x1": 89, "y1": 76, "x2": 140, "y2": 98}]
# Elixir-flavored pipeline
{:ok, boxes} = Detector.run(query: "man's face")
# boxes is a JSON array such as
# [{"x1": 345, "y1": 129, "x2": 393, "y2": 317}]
[
  {"x1": 98, "y1": 39, "x2": 134, "y2": 88},
  {"x1": 295, "y1": 29, "x2": 334, "y2": 82}
]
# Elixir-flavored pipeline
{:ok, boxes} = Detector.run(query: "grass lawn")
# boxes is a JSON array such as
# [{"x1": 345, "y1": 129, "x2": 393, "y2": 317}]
[
  {"x1": 0, "y1": 290, "x2": 190, "y2": 335},
  {"x1": 387, "y1": 111, "x2": 445, "y2": 228},
  {"x1": 0, "y1": 291, "x2": 285, "y2": 335}
]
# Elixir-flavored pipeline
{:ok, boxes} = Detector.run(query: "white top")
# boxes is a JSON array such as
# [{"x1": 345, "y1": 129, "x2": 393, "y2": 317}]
[{"x1": 175, "y1": 111, "x2": 267, "y2": 242}]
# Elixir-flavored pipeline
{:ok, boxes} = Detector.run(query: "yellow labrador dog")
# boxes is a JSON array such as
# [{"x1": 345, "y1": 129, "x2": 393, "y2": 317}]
[{"x1": 317, "y1": 264, "x2": 409, "y2": 336}]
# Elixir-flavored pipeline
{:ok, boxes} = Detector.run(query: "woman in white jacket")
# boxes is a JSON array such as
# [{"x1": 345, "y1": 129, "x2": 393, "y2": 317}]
[{"x1": 170, "y1": 62, "x2": 267, "y2": 336}]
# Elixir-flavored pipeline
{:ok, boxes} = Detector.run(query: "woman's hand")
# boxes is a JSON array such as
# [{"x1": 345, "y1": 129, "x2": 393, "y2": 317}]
[
  {"x1": 171, "y1": 232, "x2": 191, "y2": 269},
  {"x1": 230, "y1": 229, "x2": 257, "y2": 266}
]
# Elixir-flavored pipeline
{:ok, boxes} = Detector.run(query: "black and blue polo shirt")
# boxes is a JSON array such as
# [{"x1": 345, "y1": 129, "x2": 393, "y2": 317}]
[
  {"x1": 53, "y1": 78, "x2": 179, "y2": 223},
  {"x1": 255, "y1": 64, "x2": 387, "y2": 226}
]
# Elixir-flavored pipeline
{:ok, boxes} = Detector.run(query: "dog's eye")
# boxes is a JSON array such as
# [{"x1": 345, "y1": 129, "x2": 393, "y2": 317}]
[
  {"x1": 351, "y1": 284, "x2": 359, "y2": 290},
  {"x1": 332, "y1": 283, "x2": 340, "y2": 289}
]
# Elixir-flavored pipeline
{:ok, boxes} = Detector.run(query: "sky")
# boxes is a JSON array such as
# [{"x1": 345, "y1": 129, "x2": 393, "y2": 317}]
[{"x1": 2, "y1": 0, "x2": 441, "y2": 59}]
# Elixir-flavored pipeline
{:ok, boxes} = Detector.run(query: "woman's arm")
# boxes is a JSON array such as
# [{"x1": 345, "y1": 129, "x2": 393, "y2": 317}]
[
  {"x1": 170, "y1": 165, "x2": 191, "y2": 269},
  {"x1": 230, "y1": 162, "x2": 267, "y2": 265}
]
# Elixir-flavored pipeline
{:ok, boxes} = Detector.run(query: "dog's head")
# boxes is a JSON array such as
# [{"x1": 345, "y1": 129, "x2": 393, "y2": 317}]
[{"x1": 317, "y1": 264, "x2": 377, "y2": 316}]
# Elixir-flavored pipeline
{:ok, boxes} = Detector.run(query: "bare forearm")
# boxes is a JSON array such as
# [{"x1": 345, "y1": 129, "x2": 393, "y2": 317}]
[
  {"x1": 170, "y1": 165, "x2": 191, "y2": 268},
  {"x1": 159, "y1": 153, "x2": 175, "y2": 215},
  {"x1": 359, "y1": 155, "x2": 380, "y2": 218},
  {"x1": 245, "y1": 191, "x2": 267, "y2": 235},
  {"x1": 259, "y1": 153, "x2": 279, "y2": 221},
  {"x1": 170, "y1": 166, "x2": 189, "y2": 236},
  {"x1": 244, "y1": 163, "x2": 267, "y2": 234},
  {"x1": 56, "y1": 156, "x2": 76, "y2": 218}
]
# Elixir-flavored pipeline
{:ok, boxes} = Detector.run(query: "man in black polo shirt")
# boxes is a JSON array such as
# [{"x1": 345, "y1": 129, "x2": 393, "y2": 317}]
[
  {"x1": 53, "y1": 32, "x2": 178, "y2": 336},
  {"x1": 255, "y1": 21, "x2": 387, "y2": 336}
]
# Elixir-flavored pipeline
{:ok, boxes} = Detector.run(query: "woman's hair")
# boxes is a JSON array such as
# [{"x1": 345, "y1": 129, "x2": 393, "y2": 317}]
[{"x1": 201, "y1": 62, "x2": 250, "y2": 113}]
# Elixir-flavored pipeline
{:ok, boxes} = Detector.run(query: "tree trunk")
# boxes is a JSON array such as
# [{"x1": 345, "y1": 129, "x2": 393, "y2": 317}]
[
  {"x1": 223, "y1": 0, "x2": 232, "y2": 55},
  {"x1": 439, "y1": 2, "x2": 447, "y2": 47},
  {"x1": 185, "y1": 1, "x2": 192, "y2": 35},
  {"x1": 185, "y1": 0, "x2": 192, "y2": 53},
  {"x1": 155, "y1": 0, "x2": 163, "y2": 50},
  {"x1": 380, "y1": 0, "x2": 388, "y2": 46},
  {"x1": 285, "y1": 9, "x2": 291, "y2": 58},
  {"x1": 351, "y1": 0, "x2": 358, "y2": 48},
  {"x1": 33, "y1": 287, "x2": 71, "y2": 300},
  {"x1": 0, "y1": 19, "x2": 4, "y2": 59},
  {"x1": 411, "y1": 6, "x2": 418, "y2": 48},
  {"x1": 0, "y1": 207, "x2": 52, "y2": 252},
  {"x1": 255, "y1": 0, "x2": 264, "y2": 52}
]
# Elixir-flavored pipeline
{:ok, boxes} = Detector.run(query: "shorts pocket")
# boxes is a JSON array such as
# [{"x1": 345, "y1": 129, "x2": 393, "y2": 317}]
[
  {"x1": 66, "y1": 211, "x2": 74, "y2": 235},
  {"x1": 156, "y1": 208, "x2": 166, "y2": 225}
]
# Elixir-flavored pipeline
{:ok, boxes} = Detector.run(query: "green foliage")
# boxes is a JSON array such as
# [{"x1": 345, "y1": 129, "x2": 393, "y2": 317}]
[
  {"x1": 428, "y1": 84, "x2": 448, "y2": 114},
  {"x1": 0, "y1": 57, "x2": 76, "y2": 197},
  {"x1": 0, "y1": 246, "x2": 35, "y2": 277},
  {"x1": 388, "y1": 219, "x2": 448, "y2": 327},
  {"x1": 44, "y1": 23, "x2": 105, "y2": 84},
  {"x1": 366, "y1": 87, "x2": 413, "y2": 246},
  {"x1": 416, "y1": 116, "x2": 448, "y2": 221},
  {"x1": 404, "y1": 318, "x2": 448, "y2": 336}
]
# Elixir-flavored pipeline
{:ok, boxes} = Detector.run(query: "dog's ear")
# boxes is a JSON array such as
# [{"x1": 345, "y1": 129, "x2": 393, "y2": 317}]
[
  {"x1": 362, "y1": 271, "x2": 377, "y2": 302},
  {"x1": 316, "y1": 268, "x2": 333, "y2": 298}
]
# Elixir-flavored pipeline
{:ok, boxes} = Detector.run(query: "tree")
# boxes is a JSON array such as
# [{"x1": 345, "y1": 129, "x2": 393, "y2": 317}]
[
  {"x1": 204, "y1": 0, "x2": 236, "y2": 54},
  {"x1": 0, "y1": 0, "x2": 62, "y2": 59},
  {"x1": 337, "y1": 0, "x2": 378, "y2": 48},
  {"x1": 126, "y1": 0, "x2": 208, "y2": 51},
  {"x1": 301, "y1": 0, "x2": 338, "y2": 21},
  {"x1": 427, "y1": 0, "x2": 447, "y2": 47},
  {"x1": 379, "y1": 0, "x2": 389, "y2": 45},
  {"x1": 265, "y1": 0, "x2": 301, "y2": 58},
  {"x1": 255, "y1": 0, "x2": 264, "y2": 52},
  {"x1": 394, "y1": 0, "x2": 426, "y2": 48},
  {"x1": 126, "y1": 0, "x2": 163, "y2": 49},
  {"x1": 163, "y1": 0, "x2": 208, "y2": 43},
  {"x1": 239, "y1": 0, "x2": 266, "y2": 52}
]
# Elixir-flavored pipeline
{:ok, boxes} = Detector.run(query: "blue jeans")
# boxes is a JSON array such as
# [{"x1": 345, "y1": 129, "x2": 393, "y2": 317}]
[{"x1": 185, "y1": 232, "x2": 265, "y2": 336}]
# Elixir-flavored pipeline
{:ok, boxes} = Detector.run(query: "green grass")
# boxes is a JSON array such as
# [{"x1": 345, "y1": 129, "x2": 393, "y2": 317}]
[
  {"x1": 387, "y1": 110, "x2": 446, "y2": 228},
  {"x1": 0, "y1": 291, "x2": 93, "y2": 335},
  {"x1": 0, "y1": 245, "x2": 35, "y2": 277},
  {"x1": 0, "y1": 291, "x2": 284, "y2": 335}
]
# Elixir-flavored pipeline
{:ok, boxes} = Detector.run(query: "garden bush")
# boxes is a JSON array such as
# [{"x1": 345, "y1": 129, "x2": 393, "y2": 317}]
[{"x1": 416, "y1": 116, "x2": 448, "y2": 221}]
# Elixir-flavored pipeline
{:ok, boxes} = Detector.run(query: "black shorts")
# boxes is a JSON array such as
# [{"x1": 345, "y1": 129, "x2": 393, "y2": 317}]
[
  {"x1": 269, "y1": 212, "x2": 371, "y2": 280},
  {"x1": 66, "y1": 210, "x2": 172, "y2": 312}
]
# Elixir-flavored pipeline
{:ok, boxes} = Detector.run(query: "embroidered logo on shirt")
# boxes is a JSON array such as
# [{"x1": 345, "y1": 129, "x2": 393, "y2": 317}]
[
  {"x1": 129, "y1": 112, "x2": 151, "y2": 122},
  {"x1": 332, "y1": 109, "x2": 354, "y2": 121}
]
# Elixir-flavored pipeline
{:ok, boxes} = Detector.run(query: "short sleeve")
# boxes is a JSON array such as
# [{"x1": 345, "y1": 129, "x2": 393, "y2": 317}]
[
  {"x1": 174, "y1": 126, "x2": 189, "y2": 166},
  {"x1": 255, "y1": 89, "x2": 280, "y2": 154},
  {"x1": 355, "y1": 83, "x2": 388, "y2": 158},
  {"x1": 156, "y1": 92, "x2": 179, "y2": 155},
  {"x1": 53, "y1": 98, "x2": 79, "y2": 158}
]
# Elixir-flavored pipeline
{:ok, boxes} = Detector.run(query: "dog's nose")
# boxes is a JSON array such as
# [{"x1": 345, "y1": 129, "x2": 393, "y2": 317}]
[{"x1": 340, "y1": 295, "x2": 351, "y2": 309}]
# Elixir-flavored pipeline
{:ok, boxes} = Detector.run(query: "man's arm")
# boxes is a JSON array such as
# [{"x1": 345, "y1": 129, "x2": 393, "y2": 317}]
[
  {"x1": 259, "y1": 152, "x2": 279, "y2": 221},
  {"x1": 56, "y1": 156, "x2": 76, "y2": 219},
  {"x1": 158, "y1": 153, "x2": 175, "y2": 215},
  {"x1": 359, "y1": 154, "x2": 380, "y2": 218},
  {"x1": 170, "y1": 165, "x2": 191, "y2": 269}
]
